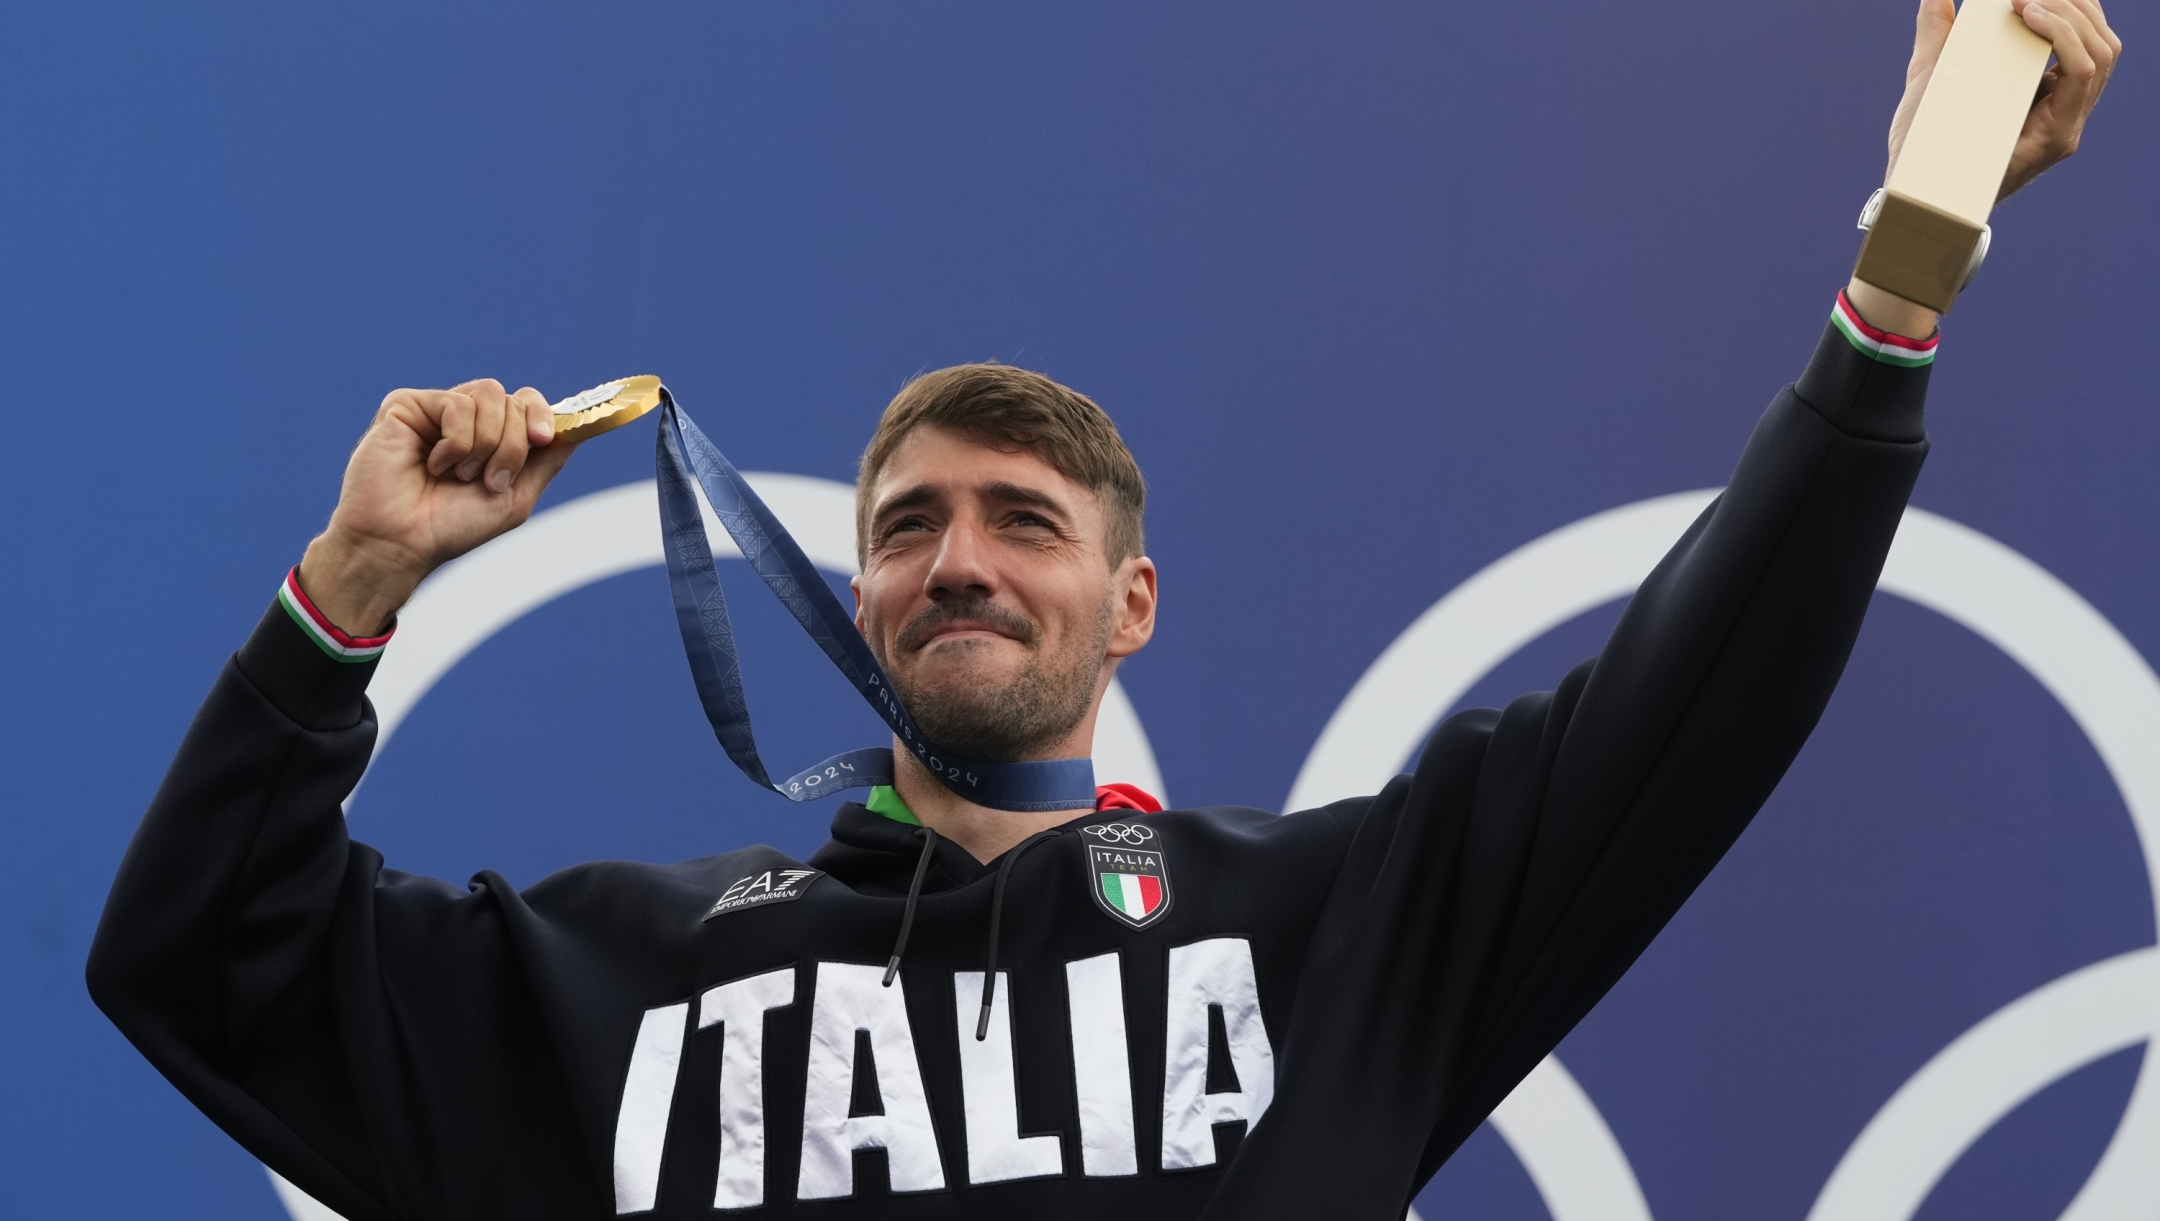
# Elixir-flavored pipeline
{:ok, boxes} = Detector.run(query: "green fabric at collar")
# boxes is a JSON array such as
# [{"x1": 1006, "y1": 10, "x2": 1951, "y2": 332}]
[{"x1": 864, "y1": 785, "x2": 921, "y2": 826}]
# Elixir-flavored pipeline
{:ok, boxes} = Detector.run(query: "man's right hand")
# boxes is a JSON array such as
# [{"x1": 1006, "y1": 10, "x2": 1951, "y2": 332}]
[{"x1": 297, "y1": 379, "x2": 578, "y2": 637}]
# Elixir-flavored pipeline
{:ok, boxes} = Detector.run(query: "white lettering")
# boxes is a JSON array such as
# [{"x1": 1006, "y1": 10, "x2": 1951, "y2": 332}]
[
  {"x1": 797, "y1": 963, "x2": 947, "y2": 1199},
  {"x1": 613, "y1": 1002, "x2": 689, "y2": 1213},
  {"x1": 1160, "y1": 938, "x2": 1275, "y2": 1170},
  {"x1": 953, "y1": 971, "x2": 1064, "y2": 1183},
  {"x1": 698, "y1": 968, "x2": 797, "y2": 1210},
  {"x1": 1065, "y1": 953, "x2": 1139, "y2": 1176}
]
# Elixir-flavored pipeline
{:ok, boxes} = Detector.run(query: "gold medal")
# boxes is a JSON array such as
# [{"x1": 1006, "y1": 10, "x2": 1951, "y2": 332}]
[{"x1": 550, "y1": 375, "x2": 663, "y2": 443}]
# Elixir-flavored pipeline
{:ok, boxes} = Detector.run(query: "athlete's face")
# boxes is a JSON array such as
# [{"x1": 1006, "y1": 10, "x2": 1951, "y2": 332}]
[{"x1": 852, "y1": 425, "x2": 1156, "y2": 763}]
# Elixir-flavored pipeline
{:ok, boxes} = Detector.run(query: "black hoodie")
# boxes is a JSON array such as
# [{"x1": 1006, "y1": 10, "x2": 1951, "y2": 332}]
[{"x1": 89, "y1": 307, "x2": 1931, "y2": 1221}]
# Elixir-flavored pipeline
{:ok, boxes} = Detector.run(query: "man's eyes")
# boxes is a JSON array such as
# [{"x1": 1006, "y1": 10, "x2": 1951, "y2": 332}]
[{"x1": 878, "y1": 512, "x2": 1058, "y2": 540}]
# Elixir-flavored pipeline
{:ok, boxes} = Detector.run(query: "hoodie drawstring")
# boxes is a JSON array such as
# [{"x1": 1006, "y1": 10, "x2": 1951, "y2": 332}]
[
  {"x1": 883, "y1": 826, "x2": 940, "y2": 987},
  {"x1": 977, "y1": 829, "x2": 1065, "y2": 1040}
]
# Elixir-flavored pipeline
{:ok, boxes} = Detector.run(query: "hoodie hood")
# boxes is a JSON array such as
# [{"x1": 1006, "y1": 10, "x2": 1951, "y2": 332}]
[{"x1": 806, "y1": 801, "x2": 992, "y2": 897}]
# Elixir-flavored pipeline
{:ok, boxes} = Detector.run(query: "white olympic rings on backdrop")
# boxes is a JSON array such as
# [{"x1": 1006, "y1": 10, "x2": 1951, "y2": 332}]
[
  {"x1": 1083, "y1": 822, "x2": 1157, "y2": 845},
  {"x1": 272, "y1": 482, "x2": 2160, "y2": 1221}
]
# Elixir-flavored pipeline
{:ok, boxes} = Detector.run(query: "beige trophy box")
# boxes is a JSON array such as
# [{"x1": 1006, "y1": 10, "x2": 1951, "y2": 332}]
[{"x1": 1853, "y1": 0, "x2": 2050, "y2": 312}]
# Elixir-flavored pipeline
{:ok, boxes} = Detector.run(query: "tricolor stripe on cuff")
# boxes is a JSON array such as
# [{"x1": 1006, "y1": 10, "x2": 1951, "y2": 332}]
[
  {"x1": 277, "y1": 568, "x2": 393, "y2": 662},
  {"x1": 1831, "y1": 291, "x2": 1939, "y2": 368}
]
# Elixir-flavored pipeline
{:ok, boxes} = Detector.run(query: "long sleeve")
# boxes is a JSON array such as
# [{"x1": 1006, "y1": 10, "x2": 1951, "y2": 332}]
[
  {"x1": 86, "y1": 590, "x2": 600, "y2": 1221},
  {"x1": 1215, "y1": 298, "x2": 1932, "y2": 1218}
]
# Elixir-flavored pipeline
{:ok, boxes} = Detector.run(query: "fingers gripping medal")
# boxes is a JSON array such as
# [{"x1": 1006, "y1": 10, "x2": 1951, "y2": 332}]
[{"x1": 549, "y1": 375, "x2": 663, "y2": 443}]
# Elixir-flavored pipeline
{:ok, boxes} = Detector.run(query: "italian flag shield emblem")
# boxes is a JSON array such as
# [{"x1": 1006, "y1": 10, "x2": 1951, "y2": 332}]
[
  {"x1": 1102, "y1": 871, "x2": 1162, "y2": 920},
  {"x1": 1083, "y1": 826, "x2": 1173, "y2": 929}
]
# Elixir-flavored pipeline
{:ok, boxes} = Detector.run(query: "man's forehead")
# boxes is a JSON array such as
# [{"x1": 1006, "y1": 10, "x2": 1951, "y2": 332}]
[{"x1": 868, "y1": 425, "x2": 1087, "y2": 509}]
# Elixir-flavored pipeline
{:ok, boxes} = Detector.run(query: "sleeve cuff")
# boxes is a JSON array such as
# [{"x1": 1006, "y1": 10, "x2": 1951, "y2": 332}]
[
  {"x1": 1792, "y1": 291, "x2": 1935, "y2": 444},
  {"x1": 233, "y1": 568, "x2": 390, "y2": 731},
  {"x1": 1828, "y1": 290, "x2": 1938, "y2": 368},
  {"x1": 274, "y1": 567, "x2": 394, "y2": 661}
]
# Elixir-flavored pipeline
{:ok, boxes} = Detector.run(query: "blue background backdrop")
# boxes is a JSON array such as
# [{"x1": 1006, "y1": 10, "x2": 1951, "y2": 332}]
[{"x1": 3, "y1": 1, "x2": 2154, "y2": 1217}]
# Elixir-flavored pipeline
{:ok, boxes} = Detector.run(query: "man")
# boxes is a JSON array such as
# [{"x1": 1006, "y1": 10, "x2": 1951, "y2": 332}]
[{"x1": 90, "y1": 2, "x2": 2118, "y2": 1218}]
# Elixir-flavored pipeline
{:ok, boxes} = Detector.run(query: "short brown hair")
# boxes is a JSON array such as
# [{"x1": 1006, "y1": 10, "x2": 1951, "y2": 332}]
[{"x1": 856, "y1": 363, "x2": 1147, "y2": 567}]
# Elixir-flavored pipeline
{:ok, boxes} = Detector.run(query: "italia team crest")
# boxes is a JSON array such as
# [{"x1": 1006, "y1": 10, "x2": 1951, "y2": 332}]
[{"x1": 1082, "y1": 822, "x2": 1172, "y2": 929}]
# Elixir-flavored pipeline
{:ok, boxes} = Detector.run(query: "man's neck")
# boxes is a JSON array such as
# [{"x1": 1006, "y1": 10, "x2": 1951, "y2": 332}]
[{"x1": 889, "y1": 741, "x2": 1094, "y2": 864}]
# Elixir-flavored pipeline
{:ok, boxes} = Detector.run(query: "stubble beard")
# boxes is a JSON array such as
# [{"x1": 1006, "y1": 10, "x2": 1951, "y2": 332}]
[{"x1": 887, "y1": 595, "x2": 1114, "y2": 762}]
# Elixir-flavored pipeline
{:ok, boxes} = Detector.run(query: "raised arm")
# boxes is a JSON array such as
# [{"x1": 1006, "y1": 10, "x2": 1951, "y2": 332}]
[
  {"x1": 1235, "y1": 7, "x2": 2121, "y2": 1211},
  {"x1": 87, "y1": 378, "x2": 589, "y2": 1220},
  {"x1": 1430, "y1": 0, "x2": 2122, "y2": 1173}
]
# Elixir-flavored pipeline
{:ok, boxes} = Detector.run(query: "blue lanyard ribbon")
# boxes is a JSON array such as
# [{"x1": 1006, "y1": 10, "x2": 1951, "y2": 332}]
[{"x1": 654, "y1": 389, "x2": 1099, "y2": 812}]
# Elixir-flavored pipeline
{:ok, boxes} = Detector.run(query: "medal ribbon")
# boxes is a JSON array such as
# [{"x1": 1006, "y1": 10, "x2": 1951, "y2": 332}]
[{"x1": 655, "y1": 389, "x2": 1098, "y2": 811}]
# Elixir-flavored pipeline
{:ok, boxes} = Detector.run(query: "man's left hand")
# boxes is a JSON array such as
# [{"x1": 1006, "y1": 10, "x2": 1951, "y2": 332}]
[{"x1": 1884, "y1": 0, "x2": 2121, "y2": 202}]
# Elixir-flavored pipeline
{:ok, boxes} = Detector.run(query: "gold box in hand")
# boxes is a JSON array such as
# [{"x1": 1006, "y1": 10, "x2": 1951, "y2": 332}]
[{"x1": 1853, "y1": 0, "x2": 2050, "y2": 312}]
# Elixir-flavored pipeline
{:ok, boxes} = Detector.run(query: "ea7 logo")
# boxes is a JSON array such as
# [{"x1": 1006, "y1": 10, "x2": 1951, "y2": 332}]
[{"x1": 704, "y1": 868, "x2": 822, "y2": 920}]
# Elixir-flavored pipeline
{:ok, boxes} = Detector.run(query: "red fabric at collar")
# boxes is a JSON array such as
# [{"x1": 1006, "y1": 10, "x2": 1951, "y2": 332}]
[{"x1": 1093, "y1": 783, "x2": 1163, "y2": 813}]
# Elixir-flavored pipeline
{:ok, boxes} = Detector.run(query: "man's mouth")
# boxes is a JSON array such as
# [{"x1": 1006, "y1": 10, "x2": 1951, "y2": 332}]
[
  {"x1": 896, "y1": 599, "x2": 1037, "y2": 654},
  {"x1": 920, "y1": 622, "x2": 1013, "y2": 645}
]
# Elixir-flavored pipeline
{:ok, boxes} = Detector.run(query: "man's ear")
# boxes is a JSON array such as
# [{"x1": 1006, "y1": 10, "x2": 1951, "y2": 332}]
[
  {"x1": 1107, "y1": 556, "x2": 1157, "y2": 660},
  {"x1": 850, "y1": 574, "x2": 864, "y2": 633}
]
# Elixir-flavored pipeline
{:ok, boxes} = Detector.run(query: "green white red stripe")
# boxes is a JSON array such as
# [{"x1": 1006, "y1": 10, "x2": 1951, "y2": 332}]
[
  {"x1": 1831, "y1": 291, "x2": 1939, "y2": 368},
  {"x1": 277, "y1": 568, "x2": 393, "y2": 662},
  {"x1": 1100, "y1": 871, "x2": 1163, "y2": 920}
]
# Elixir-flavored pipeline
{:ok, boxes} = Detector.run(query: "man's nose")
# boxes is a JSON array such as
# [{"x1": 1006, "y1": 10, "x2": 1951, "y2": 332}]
[{"x1": 924, "y1": 520, "x2": 998, "y2": 601}]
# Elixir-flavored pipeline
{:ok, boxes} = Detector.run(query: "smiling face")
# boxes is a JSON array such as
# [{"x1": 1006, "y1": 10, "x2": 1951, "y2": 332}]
[{"x1": 852, "y1": 424, "x2": 1156, "y2": 763}]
